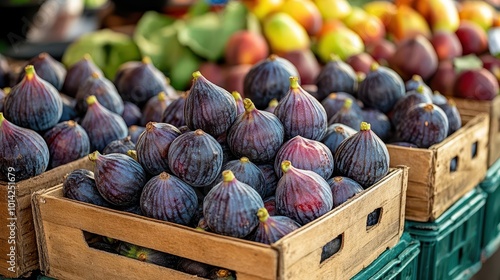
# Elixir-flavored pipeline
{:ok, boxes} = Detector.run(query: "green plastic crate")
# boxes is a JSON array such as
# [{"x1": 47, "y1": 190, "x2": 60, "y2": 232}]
[
  {"x1": 479, "y1": 158, "x2": 500, "y2": 258},
  {"x1": 405, "y1": 187, "x2": 486, "y2": 280},
  {"x1": 351, "y1": 232, "x2": 420, "y2": 280}
]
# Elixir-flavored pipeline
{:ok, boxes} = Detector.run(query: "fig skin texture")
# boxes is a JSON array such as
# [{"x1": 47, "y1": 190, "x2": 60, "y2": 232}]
[
  {"x1": 320, "y1": 92, "x2": 363, "y2": 120},
  {"x1": 334, "y1": 122, "x2": 390, "y2": 188},
  {"x1": 43, "y1": 120, "x2": 91, "y2": 169},
  {"x1": 63, "y1": 54, "x2": 103, "y2": 97},
  {"x1": 437, "y1": 99, "x2": 462, "y2": 136},
  {"x1": 327, "y1": 176, "x2": 364, "y2": 208},
  {"x1": 203, "y1": 170, "x2": 265, "y2": 238},
  {"x1": 390, "y1": 85, "x2": 433, "y2": 127},
  {"x1": 140, "y1": 172, "x2": 199, "y2": 225},
  {"x1": 396, "y1": 103, "x2": 449, "y2": 148},
  {"x1": 168, "y1": 129, "x2": 224, "y2": 187},
  {"x1": 121, "y1": 101, "x2": 142, "y2": 127},
  {"x1": 18, "y1": 52, "x2": 66, "y2": 91},
  {"x1": 227, "y1": 98, "x2": 284, "y2": 163},
  {"x1": 315, "y1": 56, "x2": 358, "y2": 101},
  {"x1": 128, "y1": 125, "x2": 146, "y2": 144},
  {"x1": 274, "y1": 135, "x2": 334, "y2": 180},
  {"x1": 263, "y1": 196, "x2": 277, "y2": 216},
  {"x1": 103, "y1": 136, "x2": 136, "y2": 155},
  {"x1": 321, "y1": 123, "x2": 357, "y2": 156},
  {"x1": 327, "y1": 98, "x2": 363, "y2": 131},
  {"x1": 251, "y1": 207, "x2": 301, "y2": 245},
  {"x1": 275, "y1": 160, "x2": 333, "y2": 225},
  {"x1": 162, "y1": 92, "x2": 187, "y2": 128},
  {"x1": 405, "y1": 74, "x2": 433, "y2": 98},
  {"x1": 4, "y1": 65, "x2": 63, "y2": 132},
  {"x1": 0, "y1": 112, "x2": 49, "y2": 181},
  {"x1": 258, "y1": 163, "x2": 279, "y2": 199},
  {"x1": 62, "y1": 169, "x2": 111, "y2": 207},
  {"x1": 141, "y1": 91, "x2": 173, "y2": 126},
  {"x1": 88, "y1": 151, "x2": 147, "y2": 206},
  {"x1": 184, "y1": 71, "x2": 237, "y2": 138},
  {"x1": 136, "y1": 122, "x2": 181, "y2": 176},
  {"x1": 360, "y1": 109, "x2": 392, "y2": 142},
  {"x1": 274, "y1": 76, "x2": 328, "y2": 141},
  {"x1": 75, "y1": 72, "x2": 124, "y2": 116}
]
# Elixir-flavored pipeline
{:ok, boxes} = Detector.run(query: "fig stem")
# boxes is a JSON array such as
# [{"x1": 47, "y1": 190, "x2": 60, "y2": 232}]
[
  {"x1": 91, "y1": 72, "x2": 100, "y2": 79},
  {"x1": 243, "y1": 98, "x2": 256, "y2": 112},
  {"x1": 157, "y1": 91, "x2": 167, "y2": 102},
  {"x1": 142, "y1": 56, "x2": 152, "y2": 64},
  {"x1": 146, "y1": 122, "x2": 155, "y2": 131},
  {"x1": 3, "y1": 87, "x2": 11, "y2": 94},
  {"x1": 25, "y1": 65, "x2": 36, "y2": 80},
  {"x1": 137, "y1": 252, "x2": 147, "y2": 262},
  {"x1": 159, "y1": 172, "x2": 170, "y2": 180},
  {"x1": 257, "y1": 208, "x2": 269, "y2": 222},
  {"x1": 411, "y1": 74, "x2": 422, "y2": 82},
  {"x1": 222, "y1": 170, "x2": 235, "y2": 182},
  {"x1": 240, "y1": 157, "x2": 250, "y2": 163},
  {"x1": 268, "y1": 54, "x2": 278, "y2": 61},
  {"x1": 67, "y1": 120, "x2": 76, "y2": 127},
  {"x1": 281, "y1": 160, "x2": 292, "y2": 173},
  {"x1": 416, "y1": 85, "x2": 424, "y2": 93},
  {"x1": 333, "y1": 176, "x2": 343, "y2": 182},
  {"x1": 192, "y1": 71, "x2": 202, "y2": 80},
  {"x1": 232, "y1": 91, "x2": 242, "y2": 101},
  {"x1": 86, "y1": 95, "x2": 98, "y2": 106},
  {"x1": 424, "y1": 103, "x2": 435, "y2": 112},
  {"x1": 127, "y1": 150, "x2": 138, "y2": 161},
  {"x1": 370, "y1": 62, "x2": 379, "y2": 72},
  {"x1": 360, "y1": 122, "x2": 371, "y2": 131},
  {"x1": 343, "y1": 98, "x2": 353, "y2": 109},
  {"x1": 268, "y1": 98, "x2": 278, "y2": 108},
  {"x1": 0, "y1": 112, "x2": 5, "y2": 127},
  {"x1": 88, "y1": 151, "x2": 100, "y2": 162},
  {"x1": 289, "y1": 76, "x2": 300, "y2": 89}
]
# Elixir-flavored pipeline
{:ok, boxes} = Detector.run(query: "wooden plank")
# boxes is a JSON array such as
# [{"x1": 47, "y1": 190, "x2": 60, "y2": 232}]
[{"x1": 387, "y1": 146, "x2": 433, "y2": 184}]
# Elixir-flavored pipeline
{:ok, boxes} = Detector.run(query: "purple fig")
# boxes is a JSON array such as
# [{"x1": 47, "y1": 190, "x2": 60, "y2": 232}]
[
  {"x1": 103, "y1": 136, "x2": 136, "y2": 155},
  {"x1": 75, "y1": 72, "x2": 124, "y2": 115},
  {"x1": 360, "y1": 108, "x2": 392, "y2": 142},
  {"x1": 437, "y1": 99, "x2": 462, "y2": 136},
  {"x1": 62, "y1": 54, "x2": 103, "y2": 97},
  {"x1": 161, "y1": 91, "x2": 186, "y2": 128},
  {"x1": 258, "y1": 163, "x2": 279, "y2": 198},
  {"x1": 252, "y1": 207, "x2": 301, "y2": 244},
  {"x1": 327, "y1": 98, "x2": 363, "y2": 130},
  {"x1": 321, "y1": 92, "x2": 363, "y2": 120},
  {"x1": 321, "y1": 123, "x2": 357, "y2": 156},
  {"x1": 390, "y1": 85, "x2": 432, "y2": 126},
  {"x1": 264, "y1": 196, "x2": 277, "y2": 216},
  {"x1": 63, "y1": 169, "x2": 111, "y2": 207},
  {"x1": 218, "y1": 157, "x2": 266, "y2": 198},
  {"x1": 117, "y1": 241, "x2": 179, "y2": 269},
  {"x1": 17, "y1": 52, "x2": 66, "y2": 91},
  {"x1": 141, "y1": 91, "x2": 173, "y2": 126},
  {"x1": 315, "y1": 56, "x2": 358, "y2": 100},
  {"x1": 327, "y1": 176, "x2": 364, "y2": 208},
  {"x1": 405, "y1": 75, "x2": 433, "y2": 98},
  {"x1": 128, "y1": 125, "x2": 145, "y2": 144},
  {"x1": 122, "y1": 101, "x2": 142, "y2": 127}
]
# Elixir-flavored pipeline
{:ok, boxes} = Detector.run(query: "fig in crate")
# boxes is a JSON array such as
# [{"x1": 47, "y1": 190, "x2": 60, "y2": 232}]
[
  {"x1": 17, "y1": 52, "x2": 66, "y2": 91},
  {"x1": 63, "y1": 169, "x2": 111, "y2": 207},
  {"x1": 103, "y1": 136, "x2": 136, "y2": 155},
  {"x1": 436, "y1": 99, "x2": 462, "y2": 136},
  {"x1": 360, "y1": 108, "x2": 392, "y2": 142},
  {"x1": 43, "y1": 120, "x2": 90, "y2": 169},
  {"x1": 117, "y1": 241, "x2": 179, "y2": 269},
  {"x1": 315, "y1": 55, "x2": 358, "y2": 100},
  {"x1": 321, "y1": 123, "x2": 357, "y2": 156},
  {"x1": 251, "y1": 207, "x2": 301, "y2": 244},
  {"x1": 75, "y1": 72, "x2": 124, "y2": 116},
  {"x1": 390, "y1": 85, "x2": 433, "y2": 127},
  {"x1": 327, "y1": 176, "x2": 364, "y2": 208},
  {"x1": 63, "y1": 54, "x2": 103, "y2": 97},
  {"x1": 231, "y1": 91, "x2": 245, "y2": 116}
]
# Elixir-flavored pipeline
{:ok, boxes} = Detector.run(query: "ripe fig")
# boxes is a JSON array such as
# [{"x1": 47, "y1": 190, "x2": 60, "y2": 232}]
[
  {"x1": 121, "y1": 101, "x2": 142, "y2": 127},
  {"x1": 360, "y1": 109, "x2": 392, "y2": 142},
  {"x1": 357, "y1": 63, "x2": 405, "y2": 113},
  {"x1": 103, "y1": 136, "x2": 136, "y2": 155},
  {"x1": 274, "y1": 135, "x2": 334, "y2": 180},
  {"x1": 17, "y1": 52, "x2": 66, "y2": 91},
  {"x1": 264, "y1": 98, "x2": 278, "y2": 114},
  {"x1": 274, "y1": 76, "x2": 328, "y2": 140},
  {"x1": 185, "y1": 71, "x2": 237, "y2": 137},
  {"x1": 231, "y1": 91, "x2": 245, "y2": 116},
  {"x1": 220, "y1": 157, "x2": 266, "y2": 198},
  {"x1": 243, "y1": 54, "x2": 299, "y2": 109},
  {"x1": 251, "y1": 207, "x2": 301, "y2": 244},
  {"x1": 436, "y1": 99, "x2": 462, "y2": 136},
  {"x1": 391, "y1": 85, "x2": 433, "y2": 127},
  {"x1": 258, "y1": 163, "x2": 279, "y2": 198},
  {"x1": 227, "y1": 98, "x2": 284, "y2": 163},
  {"x1": 43, "y1": 120, "x2": 91, "y2": 169},
  {"x1": 263, "y1": 196, "x2": 277, "y2": 216},
  {"x1": 4, "y1": 65, "x2": 63, "y2": 132},
  {"x1": 346, "y1": 52, "x2": 376, "y2": 75},
  {"x1": 396, "y1": 103, "x2": 449, "y2": 148},
  {"x1": 453, "y1": 68, "x2": 499, "y2": 100},
  {"x1": 59, "y1": 93, "x2": 78, "y2": 122},
  {"x1": 203, "y1": 170, "x2": 265, "y2": 238},
  {"x1": 389, "y1": 35, "x2": 438, "y2": 81},
  {"x1": 315, "y1": 55, "x2": 358, "y2": 100},
  {"x1": 81, "y1": 95, "x2": 128, "y2": 152},
  {"x1": 75, "y1": 72, "x2": 124, "y2": 115},
  {"x1": 136, "y1": 122, "x2": 181, "y2": 176},
  {"x1": 321, "y1": 123, "x2": 357, "y2": 156},
  {"x1": 63, "y1": 169, "x2": 111, "y2": 207},
  {"x1": 128, "y1": 125, "x2": 146, "y2": 144},
  {"x1": 117, "y1": 241, "x2": 179, "y2": 269},
  {"x1": 62, "y1": 54, "x2": 103, "y2": 97},
  {"x1": 140, "y1": 172, "x2": 198, "y2": 225},
  {"x1": 335, "y1": 122, "x2": 390, "y2": 188},
  {"x1": 88, "y1": 151, "x2": 147, "y2": 206},
  {"x1": 327, "y1": 98, "x2": 363, "y2": 130},
  {"x1": 327, "y1": 176, "x2": 364, "y2": 208},
  {"x1": 177, "y1": 258, "x2": 213, "y2": 278},
  {"x1": 161, "y1": 91, "x2": 186, "y2": 128},
  {"x1": 321, "y1": 92, "x2": 363, "y2": 120},
  {"x1": 168, "y1": 129, "x2": 223, "y2": 187},
  {"x1": 405, "y1": 74, "x2": 433, "y2": 98},
  {"x1": 0, "y1": 113, "x2": 49, "y2": 181},
  {"x1": 114, "y1": 57, "x2": 176, "y2": 107},
  {"x1": 141, "y1": 92, "x2": 173, "y2": 126},
  {"x1": 275, "y1": 160, "x2": 333, "y2": 225},
  {"x1": 281, "y1": 48, "x2": 321, "y2": 85},
  {"x1": 429, "y1": 60, "x2": 457, "y2": 98}
]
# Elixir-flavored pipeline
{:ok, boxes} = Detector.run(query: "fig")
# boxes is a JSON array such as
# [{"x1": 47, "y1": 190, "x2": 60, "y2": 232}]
[
  {"x1": 140, "y1": 172, "x2": 198, "y2": 225},
  {"x1": 429, "y1": 60, "x2": 456, "y2": 98},
  {"x1": 102, "y1": 136, "x2": 136, "y2": 155},
  {"x1": 219, "y1": 157, "x2": 266, "y2": 198},
  {"x1": 185, "y1": 71, "x2": 237, "y2": 137},
  {"x1": 81, "y1": 95, "x2": 128, "y2": 152},
  {"x1": 121, "y1": 101, "x2": 142, "y2": 127},
  {"x1": 243, "y1": 54, "x2": 300, "y2": 109},
  {"x1": 252, "y1": 207, "x2": 301, "y2": 244},
  {"x1": 453, "y1": 68, "x2": 499, "y2": 100},
  {"x1": 455, "y1": 21, "x2": 488, "y2": 55},
  {"x1": 4, "y1": 65, "x2": 63, "y2": 132},
  {"x1": 327, "y1": 176, "x2": 364, "y2": 208},
  {"x1": 396, "y1": 103, "x2": 449, "y2": 148},
  {"x1": 263, "y1": 196, "x2": 277, "y2": 216},
  {"x1": 335, "y1": 122, "x2": 390, "y2": 188},
  {"x1": 207, "y1": 268, "x2": 236, "y2": 280},
  {"x1": 281, "y1": 49, "x2": 321, "y2": 85},
  {"x1": 327, "y1": 98, "x2": 363, "y2": 131},
  {"x1": 117, "y1": 241, "x2": 179, "y2": 269},
  {"x1": 75, "y1": 72, "x2": 124, "y2": 116},
  {"x1": 168, "y1": 129, "x2": 223, "y2": 187},
  {"x1": 59, "y1": 93, "x2": 78, "y2": 122},
  {"x1": 405, "y1": 74, "x2": 433, "y2": 98},
  {"x1": 274, "y1": 135, "x2": 334, "y2": 180},
  {"x1": 321, "y1": 123, "x2": 357, "y2": 156},
  {"x1": 62, "y1": 54, "x2": 103, "y2": 97},
  {"x1": 63, "y1": 169, "x2": 111, "y2": 207},
  {"x1": 389, "y1": 35, "x2": 439, "y2": 81},
  {"x1": 264, "y1": 98, "x2": 278, "y2": 114},
  {"x1": 227, "y1": 98, "x2": 284, "y2": 163},
  {"x1": 114, "y1": 57, "x2": 176, "y2": 107},
  {"x1": 357, "y1": 63, "x2": 405, "y2": 113},
  {"x1": 430, "y1": 90, "x2": 449, "y2": 106},
  {"x1": 436, "y1": 99, "x2": 462, "y2": 136},
  {"x1": 141, "y1": 91, "x2": 173, "y2": 126},
  {"x1": 315, "y1": 55, "x2": 358, "y2": 100},
  {"x1": 114, "y1": 203, "x2": 143, "y2": 216},
  {"x1": 258, "y1": 163, "x2": 279, "y2": 198},
  {"x1": 88, "y1": 151, "x2": 147, "y2": 206},
  {"x1": 232, "y1": 91, "x2": 245, "y2": 116},
  {"x1": 275, "y1": 160, "x2": 333, "y2": 225},
  {"x1": 0, "y1": 113, "x2": 49, "y2": 181},
  {"x1": 128, "y1": 125, "x2": 146, "y2": 144},
  {"x1": 17, "y1": 52, "x2": 66, "y2": 91},
  {"x1": 177, "y1": 258, "x2": 213, "y2": 278},
  {"x1": 43, "y1": 120, "x2": 91, "y2": 169},
  {"x1": 274, "y1": 76, "x2": 328, "y2": 140},
  {"x1": 346, "y1": 52, "x2": 376, "y2": 75},
  {"x1": 136, "y1": 122, "x2": 181, "y2": 176},
  {"x1": 320, "y1": 92, "x2": 363, "y2": 120},
  {"x1": 161, "y1": 91, "x2": 187, "y2": 128},
  {"x1": 360, "y1": 109, "x2": 392, "y2": 142},
  {"x1": 203, "y1": 170, "x2": 265, "y2": 238},
  {"x1": 390, "y1": 85, "x2": 433, "y2": 126}
]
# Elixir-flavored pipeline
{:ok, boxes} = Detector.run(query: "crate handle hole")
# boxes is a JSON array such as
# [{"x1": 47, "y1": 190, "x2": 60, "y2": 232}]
[
  {"x1": 458, "y1": 247, "x2": 464, "y2": 262},
  {"x1": 450, "y1": 156, "x2": 459, "y2": 172},
  {"x1": 320, "y1": 234, "x2": 343, "y2": 264},
  {"x1": 366, "y1": 208, "x2": 382, "y2": 230},
  {"x1": 471, "y1": 141, "x2": 478, "y2": 158}
]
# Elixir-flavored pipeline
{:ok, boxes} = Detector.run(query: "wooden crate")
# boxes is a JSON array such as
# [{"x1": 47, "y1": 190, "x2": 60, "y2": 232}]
[
  {"x1": 32, "y1": 167, "x2": 408, "y2": 280},
  {"x1": 0, "y1": 157, "x2": 93, "y2": 278},
  {"x1": 453, "y1": 95, "x2": 500, "y2": 167},
  {"x1": 387, "y1": 113, "x2": 489, "y2": 222}
]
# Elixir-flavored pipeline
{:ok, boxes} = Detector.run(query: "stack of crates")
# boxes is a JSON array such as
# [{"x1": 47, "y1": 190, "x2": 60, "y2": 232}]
[{"x1": 478, "y1": 159, "x2": 500, "y2": 259}]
